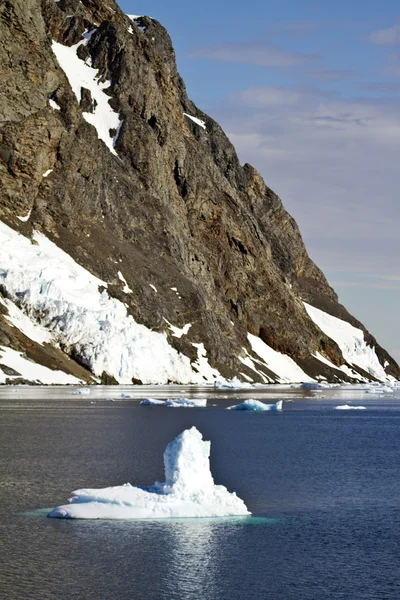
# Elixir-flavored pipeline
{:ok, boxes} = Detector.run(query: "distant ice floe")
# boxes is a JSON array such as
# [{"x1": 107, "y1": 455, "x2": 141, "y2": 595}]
[
  {"x1": 304, "y1": 302, "x2": 393, "y2": 383},
  {"x1": 52, "y1": 31, "x2": 122, "y2": 156},
  {"x1": 214, "y1": 377, "x2": 252, "y2": 389},
  {"x1": 301, "y1": 382, "x2": 332, "y2": 390},
  {"x1": 72, "y1": 387, "x2": 91, "y2": 395},
  {"x1": 227, "y1": 400, "x2": 283, "y2": 412},
  {"x1": 140, "y1": 398, "x2": 207, "y2": 407},
  {"x1": 48, "y1": 427, "x2": 250, "y2": 519},
  {"x1": 335, "y1": 405, "x2": 366, "y2": 410},
  {"x1": 0, "y1": 221, "x2": 222, "y2": 384}
]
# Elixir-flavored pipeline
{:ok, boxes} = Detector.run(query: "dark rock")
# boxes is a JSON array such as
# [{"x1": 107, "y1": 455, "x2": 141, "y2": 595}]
[{"x1": 0, "y1": 0, "x2": 398, "y2": 382}]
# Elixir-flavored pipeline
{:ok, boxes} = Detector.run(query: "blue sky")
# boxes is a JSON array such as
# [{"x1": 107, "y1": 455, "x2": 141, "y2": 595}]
[{"x1": 121, "y1": 1, "x2": 400, "y2": 362}]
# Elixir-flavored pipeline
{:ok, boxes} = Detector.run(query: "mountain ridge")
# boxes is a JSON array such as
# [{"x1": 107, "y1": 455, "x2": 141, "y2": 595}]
[{"x1": 0, "y1": 0, "x2": 398, "y2": 384}]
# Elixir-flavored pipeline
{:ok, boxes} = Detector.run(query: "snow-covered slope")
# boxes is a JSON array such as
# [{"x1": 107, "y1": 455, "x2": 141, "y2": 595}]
[
  {"x1": 0, "y1": 222, "x2": 220, "y2": 384},
  {"x1": 304, "y1": 302, "x2": 393, "y2": 382}
]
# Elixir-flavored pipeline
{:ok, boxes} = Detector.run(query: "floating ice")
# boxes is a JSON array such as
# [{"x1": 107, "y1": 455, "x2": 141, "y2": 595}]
[
  {"x1": 214, "y1": 377, "x2": 252, "y2": 389},
  {"x1": 72, "y1": 387, "x2": 91, "y2": 395},
  {"x1": 227, "y1": 400, "x2": 283, "y2": 412},
  {"x1": 48, "y1": 427, "x2": 249, "y2": 519},
  {"x1": 300, "y1": 382, "x2": 332, "y2": 390},
  {"x1": 335, "y1": 405, "x2": 366, "y2": 410},
  {"x1": 140, "y1": 398, "x2": 207, "y2": 407}
]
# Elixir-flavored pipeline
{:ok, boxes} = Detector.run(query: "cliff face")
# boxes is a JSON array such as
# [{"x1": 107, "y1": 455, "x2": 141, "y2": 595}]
[{"x1": 0, "y1": 0, "x2": 398, "y2": 384}]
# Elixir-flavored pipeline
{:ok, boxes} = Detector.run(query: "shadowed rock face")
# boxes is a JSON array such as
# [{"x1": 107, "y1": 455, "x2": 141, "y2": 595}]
[{"x1": 0, "y1": 0, "x2": 398, "y2": 383}]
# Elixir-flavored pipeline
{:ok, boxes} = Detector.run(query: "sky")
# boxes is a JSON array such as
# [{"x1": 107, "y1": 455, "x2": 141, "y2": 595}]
[{"x1": 120, "y1": 0, "x2": 400, "y2": 363}]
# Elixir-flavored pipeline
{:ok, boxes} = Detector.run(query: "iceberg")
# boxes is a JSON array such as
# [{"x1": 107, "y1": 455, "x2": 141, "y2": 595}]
[
  {"x1": 47, "y1": 427, "x2": 249, "y2": 519},
  {"x1": 227, "y1": 399, "x2": 283, "y2": 412},
  {"x1": 140, "y1": 398, "x2": 207, "y2": 407},
  {"x1": 214, "y1": 377, "x2": 252, "y2": 389},
  {"x1": 335, "y1": 405, "x2": 366, "y2": 410}
]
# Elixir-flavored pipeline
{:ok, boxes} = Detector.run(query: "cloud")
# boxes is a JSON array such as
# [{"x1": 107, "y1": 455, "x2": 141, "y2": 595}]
[
  {"x1": 369, "y1": 24, "x2": 400, "y2": 46},
  {"x1": 208, "y1": 85, "x2": 400, "y2": 286},
  {"x1": 359, "y1": 81, "x2": 400, "y2": 93},
  {"x1": 187, "y1": 41, "x2": 317, "y2": 67},
  {"x1": 269, "y1": 21, "x2": 319, "y2": 37}
]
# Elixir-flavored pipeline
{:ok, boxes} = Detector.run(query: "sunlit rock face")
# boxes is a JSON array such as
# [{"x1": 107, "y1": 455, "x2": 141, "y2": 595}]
[
  {"x1": 0, "y1": 0, "x2": 398, "y2": 385},
  {"x1": 47, "y1": 427, "x2": 250, "y2": 519}
]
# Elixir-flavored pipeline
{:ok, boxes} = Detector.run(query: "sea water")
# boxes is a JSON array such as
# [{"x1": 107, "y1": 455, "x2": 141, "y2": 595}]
[{"x1": 1, "y1": 385, "x2": 400, "y2": 599}]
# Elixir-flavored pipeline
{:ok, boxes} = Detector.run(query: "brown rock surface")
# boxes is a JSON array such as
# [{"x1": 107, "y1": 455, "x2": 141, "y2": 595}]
[{"x1": 0, "y1": 0, "x2": 398, "y2": 383}]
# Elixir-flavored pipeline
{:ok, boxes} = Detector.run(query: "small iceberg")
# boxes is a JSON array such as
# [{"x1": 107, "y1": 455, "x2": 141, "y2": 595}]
[
  {"x1": 335, "y1": 405, "x2": 366, "y2": 410},
  {"x1": 214, "y1": 377, "x2": 252, "y2": 389},
  {"x1": 227, "y1": 400, "x2": 283, "y2": 412},
  {"x1": 300, "y1": 382, "x2": 332, "y2": 390},
  {"x1": 72, "y1": 387, "x2": 90, "y2": 395},
  {"x1": 140, "y1": 398, "x2": 207, "y2": 407},
  {"x1": 47, "y1": 427, "x2": 249, "y2": 519}
]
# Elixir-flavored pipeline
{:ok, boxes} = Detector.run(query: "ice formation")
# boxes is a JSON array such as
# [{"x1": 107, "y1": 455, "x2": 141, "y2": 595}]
[
  {"x1": 227, "y1": 399, "x2": 283, "y2": 412},
  {"x1": 0, "y1": 221, "x2": 221, "y2": 384},
  {"x1": 48, "y1": 427, "x2": 250, "y2": 519},
  {"x1": 335, "y1": 405, "x2": 366, "y2": 410},
  {"x1": 214, "y1": 377, "x2": 252, "y2": 389},
  {"x1": 140, "y1": 398, "x2": 207, "y2": 407}
]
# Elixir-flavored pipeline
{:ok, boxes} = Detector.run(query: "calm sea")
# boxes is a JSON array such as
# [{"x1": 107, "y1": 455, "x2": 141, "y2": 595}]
[{"x1": 1, "y1": 385, "x2": 400, "y2": 599}]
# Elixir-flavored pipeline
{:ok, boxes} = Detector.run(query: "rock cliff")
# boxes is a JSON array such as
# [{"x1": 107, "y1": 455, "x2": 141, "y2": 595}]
[{"x1": 0, "y1": 0, "x2": 398, "y2": 384}]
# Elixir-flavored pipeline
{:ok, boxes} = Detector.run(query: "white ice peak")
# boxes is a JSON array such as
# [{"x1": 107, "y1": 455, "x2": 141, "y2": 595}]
[{"x1": 48, "y1": 427, "x2": 250, "y2": 519}]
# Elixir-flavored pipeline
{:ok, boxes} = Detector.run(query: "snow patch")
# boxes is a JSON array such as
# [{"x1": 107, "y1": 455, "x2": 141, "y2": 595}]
[
  {"x1": 49, "y1": 98, "x2": 61, "y2": 110},
  {"x1": 48, "y1": 427, "x2": 249, "y2": 519},
  {"x1": 52, "y1": 32, "x2": 122, "y2": 156},
  {"x1": 17, "y1": 210, "x2": 32, "y2": 223},
  {"x1": 43, "y1": 169, "x2": 53, "y2": 178},
  {"x1": 0, "y1": 221, "x2": 221, "y2": 384},
  {"x1": 117, "y1": 271, "x2": 132, "y2": 294},
  {"x1": 184, "y1": 113, "x2": 206, "y2": 130},
  {"x1": 149, "y1": 284, "x2": 157, "y2": 293},
  {"x1": 164, "y1": 319, "x2": 191, "y2": 339},
  {"x1": 0, "y1": 296, "x2": 53, "y2": 346},
  {"x1": 0, "y1": 347, "x2": 81, "y2": 385},
  {"x1": 304, "y1": 302, "x2": 390, "y2": 382},
  {"x1": 247, "y1": 333, "x2": 315, "y2": 383}
]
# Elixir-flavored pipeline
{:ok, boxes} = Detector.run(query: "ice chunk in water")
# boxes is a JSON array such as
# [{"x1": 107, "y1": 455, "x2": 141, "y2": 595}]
[{"x1": 47, "y1": 427, "x2": 249, "y2": 519}]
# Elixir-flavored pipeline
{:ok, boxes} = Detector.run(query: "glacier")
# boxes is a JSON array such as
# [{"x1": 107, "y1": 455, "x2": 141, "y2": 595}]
[
  {"x1": 0, "y1": 221, "x2": 221, "y2": 384},
  {"x1": 227, "y1": 399, "x2": 283, "y2": 411},
  {"x1": 47, "y1": 427, "x2": 250, "y2": 519}
]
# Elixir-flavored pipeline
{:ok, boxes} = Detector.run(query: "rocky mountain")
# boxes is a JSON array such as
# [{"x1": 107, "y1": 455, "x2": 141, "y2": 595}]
[{"x1": 0, "y1": 0, "x2": 398, "y2": 385}]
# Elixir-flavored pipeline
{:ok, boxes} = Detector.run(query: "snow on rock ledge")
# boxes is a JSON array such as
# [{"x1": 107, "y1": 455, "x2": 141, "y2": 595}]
[
  {"x1": 48, "y1": 427, "x2": 250, "y2": 519},
  {"x1": 0, "y1": 222, "x2": 221, "y2": 384},
  {"x1": 303, "y1": 302, "x2": 392, "y2": 382}
]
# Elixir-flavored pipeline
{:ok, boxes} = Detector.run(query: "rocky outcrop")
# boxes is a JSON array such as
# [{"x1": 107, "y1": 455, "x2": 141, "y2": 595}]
[{"x1": 0, "y1": 0, "x2": 398, "y2": 384}]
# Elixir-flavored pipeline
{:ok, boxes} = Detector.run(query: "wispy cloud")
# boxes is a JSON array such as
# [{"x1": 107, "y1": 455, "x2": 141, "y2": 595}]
[
  {"x1": 187, "y1": 41, "x2": 317, "y2": 67},
  {"x1": 359, "y1": 81, "x2": 400, "y2": 93},
  {"x1": 208, "y1": 84, "x2": 400, "y2": 285},
  {"x1": 269, "y1": 20, "x2": 319, "y2": 37},
  {"x1": 369, "y1": 24, "x2": 400, "y2": 46}
]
